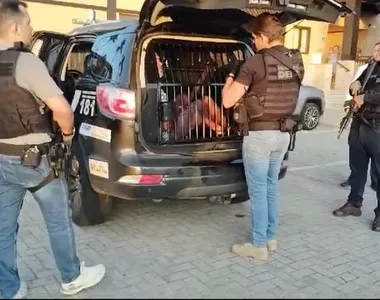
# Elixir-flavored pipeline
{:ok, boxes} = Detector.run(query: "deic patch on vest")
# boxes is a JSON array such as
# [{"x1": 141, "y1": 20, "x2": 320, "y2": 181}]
[
  {"x1": 277, "y1": 64, "x2": 301, "y2": 80},
  {"x1": 277, "y1": 65, "x2": 293, "y2": 80}
]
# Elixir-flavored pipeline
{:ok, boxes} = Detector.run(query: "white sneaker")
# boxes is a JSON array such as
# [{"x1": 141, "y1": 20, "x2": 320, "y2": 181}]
[
  {"x1": 12, "y1": 281, "x2": 27, "y2": 299},
  {"x1": 60, "y1": 262, "x2": 106, "y2": 295}
]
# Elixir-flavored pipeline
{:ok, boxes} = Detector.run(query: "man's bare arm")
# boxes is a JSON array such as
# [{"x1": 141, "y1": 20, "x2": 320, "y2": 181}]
[
  {"x1": 18, "y1": 53, "x2": 74, "y2": 134},
  {"x1": 44, "y1": 96, "x2": 74, "y2": 134}
]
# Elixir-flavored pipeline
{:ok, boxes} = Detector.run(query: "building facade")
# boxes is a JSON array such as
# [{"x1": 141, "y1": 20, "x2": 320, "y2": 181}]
[
  {"x1": 25, "y1": 0, "x2": 377, "y2": 92},
  {"x1": 26, "y1": 1, "x2": 376, "y2": 60},
  {"x1": 24, "y1": 0, "x2": 142, "y2": 33},
  {"x1": 283, "y1": 0, "x2": 380, "y2": 91}
]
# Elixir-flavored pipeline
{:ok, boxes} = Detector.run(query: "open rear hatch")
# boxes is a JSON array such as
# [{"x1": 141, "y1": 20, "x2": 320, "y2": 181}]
[
  {"x1": 139, "y1": 0, "x2": 354, "y2": 29},
  {"x1": 137, "y1": 0, "x2": 353, "y2": 158}
]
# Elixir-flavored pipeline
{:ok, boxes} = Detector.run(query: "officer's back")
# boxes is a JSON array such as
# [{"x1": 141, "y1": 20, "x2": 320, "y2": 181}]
[{"x1": 0, "y1": 1, "x2": 105, "y2": 299}]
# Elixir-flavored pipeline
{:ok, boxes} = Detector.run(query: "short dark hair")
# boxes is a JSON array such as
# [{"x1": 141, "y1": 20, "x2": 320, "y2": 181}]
[
  {"x1": 247, "y1": 12, "x2": 283, "y2": 42},
  {"x1": 0, "y1": 0, "x2": 28, "y2": 35}
]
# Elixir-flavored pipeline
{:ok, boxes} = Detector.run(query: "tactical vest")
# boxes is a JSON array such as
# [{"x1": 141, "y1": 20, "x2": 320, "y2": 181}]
[
  {"x1": 244, "y1": 48, "x2": 304, "y2": 130},
  {"x1": 0, "y1": 49, "x2": 53, "y2": 139}
]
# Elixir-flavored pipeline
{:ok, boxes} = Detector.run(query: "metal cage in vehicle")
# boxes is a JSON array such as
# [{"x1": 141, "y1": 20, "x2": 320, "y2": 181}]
[{"x1": 145, "y1": 38, "x2": 250, "y2": 144}]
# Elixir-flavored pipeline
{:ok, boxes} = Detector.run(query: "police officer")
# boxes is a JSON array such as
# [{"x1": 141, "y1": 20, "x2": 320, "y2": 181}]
[
  {"x1": 333, "y1": 42, "x2": 380, "y2": 232},
  {"x1": 222, "y1": 13, "x2": 304, "y2": 260},
  {"x1": 340, "y1": 50, "x2": 379, "y2": 191},
  {"x1": 0, "y1": 1, "x2": 105, "y2": 299},
  {"x1": 340, "y1": 164, "x2": 377, "y2": 191}
]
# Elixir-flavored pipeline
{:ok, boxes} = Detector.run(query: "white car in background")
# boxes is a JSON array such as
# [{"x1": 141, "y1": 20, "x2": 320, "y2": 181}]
[{"x1": 294, "y1": 85, "x2": 326, "y2": 131}]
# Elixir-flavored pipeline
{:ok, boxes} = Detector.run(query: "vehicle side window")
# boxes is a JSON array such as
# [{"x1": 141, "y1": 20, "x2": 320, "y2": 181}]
[
  {"x1": 32, "y1": 36, "x2": 67, "y2": 76},
  {"x1": 45, "y1": 40, "x2": 65, "y2": 74},
  {"x1": 85, "y1": 29, "x2": 134, "y2": 85},
  {"x1": 67, "y1": 43, "x2": 93, "y2": 74},
  {"x1": 31, "y1": 38, "x2": 43, "y2": 56},
  {"x1": 60, "y1": 41, "x2": 94, "y2": 101}
]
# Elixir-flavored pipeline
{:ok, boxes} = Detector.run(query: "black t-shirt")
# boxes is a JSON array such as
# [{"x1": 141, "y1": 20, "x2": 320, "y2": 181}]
[{"x1": 235, "y1": 53, "x2": 266, "y2": 87}]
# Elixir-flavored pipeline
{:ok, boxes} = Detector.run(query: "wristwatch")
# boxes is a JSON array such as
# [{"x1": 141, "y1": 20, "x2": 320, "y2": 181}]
[{"x1": 62, "y1": 127, "x2": 75, "y2": 138}]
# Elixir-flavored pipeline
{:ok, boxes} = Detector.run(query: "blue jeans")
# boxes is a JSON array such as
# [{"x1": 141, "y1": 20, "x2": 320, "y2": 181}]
[
  {"x1": 0, "y1": 154, "x2": 80, "y2": 299},
  {"x1": 243, "y1": 131, "x2": 290, "y2": 247}
]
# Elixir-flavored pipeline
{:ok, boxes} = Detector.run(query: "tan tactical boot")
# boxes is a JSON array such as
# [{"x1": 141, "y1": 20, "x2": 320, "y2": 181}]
[
  {"x1": 267, "y1": 240, "x2": 277, "y2": 252},
  {"x1": 231, "y1": 243, "x2": 268, "y2": 260}
]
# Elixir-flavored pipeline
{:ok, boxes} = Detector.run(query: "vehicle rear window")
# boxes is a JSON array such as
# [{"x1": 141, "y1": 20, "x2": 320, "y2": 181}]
[{"x1": 86, "y1": 28, "x2": 134, "y2": 86}]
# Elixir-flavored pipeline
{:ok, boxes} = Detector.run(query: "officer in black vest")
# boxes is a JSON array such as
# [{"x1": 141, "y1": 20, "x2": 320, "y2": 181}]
[
  {"x1": 333, "y1": 42, "x2": 380, "y2": 232},
  {"x1": 222, "y1": 13, "x2": 303, "y2": 260},
  {"x1": 340, "y1": 163, "x2": 377, "y2": 191},
  {"x1": 0, "y1": 1, "x2": 105, "y2": 299}
]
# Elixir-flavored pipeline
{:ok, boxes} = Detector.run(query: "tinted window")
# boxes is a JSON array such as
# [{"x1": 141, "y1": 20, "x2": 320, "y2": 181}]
[
  {"x1": 44, "y1": 40, "x2": 66, "y2": 74},
  {"x1": 30, "y1": 35, "x2": 67, "y2": 75},
  {"x1": 86, "y1": 29, "x2": 134, "y2": 85}
]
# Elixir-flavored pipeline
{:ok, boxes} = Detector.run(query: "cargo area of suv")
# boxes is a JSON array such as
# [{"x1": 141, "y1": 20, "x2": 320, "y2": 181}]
[
  {"x1": 142, "y1": 37, "x2": 248, "y2": 147},
  {"x1": 28, "y1": 0, "x2": 352, "y2": 226}
]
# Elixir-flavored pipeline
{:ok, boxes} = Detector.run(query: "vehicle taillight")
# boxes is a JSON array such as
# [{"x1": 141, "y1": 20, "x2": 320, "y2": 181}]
[
  {"x1": 117, "y1": 175, "x2": 164, "y2": 185},
  {"x1": 96, "y1": 85, "x2": 135, "y2": 120}
]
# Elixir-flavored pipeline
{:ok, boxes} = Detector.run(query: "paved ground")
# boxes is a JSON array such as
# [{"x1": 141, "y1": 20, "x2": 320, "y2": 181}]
[{"x1": 11, "y1": 108, "x2": 380, "y2": 299}]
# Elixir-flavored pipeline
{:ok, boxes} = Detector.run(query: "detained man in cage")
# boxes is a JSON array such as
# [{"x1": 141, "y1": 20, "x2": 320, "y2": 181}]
[{"x1": 154, "y1": 52, "x2": 227, "y2": 140}]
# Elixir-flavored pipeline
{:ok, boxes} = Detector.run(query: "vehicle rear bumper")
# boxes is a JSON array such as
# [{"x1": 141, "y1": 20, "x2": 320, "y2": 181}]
[
  {"x1": 89, "y1": 159, "x2": 288, "y2": 201},
  {"x1": 90, "y1": 163, "x2": 249, "y2": 201}
]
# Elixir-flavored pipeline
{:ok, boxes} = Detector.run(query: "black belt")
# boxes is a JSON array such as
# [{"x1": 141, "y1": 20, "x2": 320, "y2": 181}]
[
  {"x1": 248, "y1": 121, "x2": 281, "y2": 131},
  {"x1": 0, "y1": 143, "x2": 51, "y2": 156}
]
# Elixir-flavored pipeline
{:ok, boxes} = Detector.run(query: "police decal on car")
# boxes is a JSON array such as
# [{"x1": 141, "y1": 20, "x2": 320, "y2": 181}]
[{"x1": 71, "y1": 89, "x2": 97, "y2": 116}]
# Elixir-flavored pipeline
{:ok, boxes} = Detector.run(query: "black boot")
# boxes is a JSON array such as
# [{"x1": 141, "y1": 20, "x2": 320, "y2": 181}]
[
  {"x1": 333, "y1": 202, "x2": 362, "y2": 217},
  {"x1": 371, "y1": 216, "x2": 380, "y2": 232},
  {"x1": 340, "y1": 179, "x2": 350, "y2": 187}
]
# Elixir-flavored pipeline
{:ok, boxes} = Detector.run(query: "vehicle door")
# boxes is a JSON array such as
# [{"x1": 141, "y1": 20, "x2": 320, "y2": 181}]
[
  {"x1": 29, "y1": 31, "x2": 70, "y2": 85},
  {"x1": 72, "y1": 27, "x2": 136, "y2": 126},
  {"x1": 57, "y1": 34, "x2": 98, "y2": 104}
]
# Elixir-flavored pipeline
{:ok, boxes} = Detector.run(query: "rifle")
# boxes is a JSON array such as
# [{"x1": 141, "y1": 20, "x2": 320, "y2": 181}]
[
  {"x1": 337, "y1": 99, "x2": 359, "y2": 139},
  {"x1": 337, "y1": 61, "x2": 377, "y2": 139},
  {"x1": 48, "y1": 123, "x2": 73, "y2": 179}
]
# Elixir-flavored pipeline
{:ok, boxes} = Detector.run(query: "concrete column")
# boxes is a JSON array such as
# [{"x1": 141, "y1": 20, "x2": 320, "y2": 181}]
[
  {"x1": 362, "y1": 13, "x2": 380, "y2": 56},
  {"x1": 341, "y1": 0, "x2": 361, "y2": 60},
  {"x1": 107, "y1": 0, "x2": 117, "y2": 20}
]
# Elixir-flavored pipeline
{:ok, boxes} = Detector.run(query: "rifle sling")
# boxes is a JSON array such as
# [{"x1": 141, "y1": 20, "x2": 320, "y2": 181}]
[{"x1": 28, "y1": 170, "x2": 57, "y2": 193}]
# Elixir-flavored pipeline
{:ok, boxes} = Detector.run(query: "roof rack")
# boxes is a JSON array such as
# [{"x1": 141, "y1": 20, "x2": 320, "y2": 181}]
[{"x1": 68, "y1": 19, "x2": 138, "y2": 35}]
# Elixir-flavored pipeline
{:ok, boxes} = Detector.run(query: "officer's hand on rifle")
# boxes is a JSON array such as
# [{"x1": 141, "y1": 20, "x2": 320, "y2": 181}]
[
  {"x1": 349, "y1": 81, "x2": 362, "y2": 96},
  {"x1": 353, "y1": 94, "x2": 364, "y2": 107},
  {"x1": 343, "y1": 100, "x2": 352, "y2": 112}
]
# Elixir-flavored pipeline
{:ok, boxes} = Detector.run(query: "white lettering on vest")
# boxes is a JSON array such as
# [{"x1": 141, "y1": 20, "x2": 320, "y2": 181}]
[{"x1": 277, "y1": 65, "x2": 293, "y2": 80}]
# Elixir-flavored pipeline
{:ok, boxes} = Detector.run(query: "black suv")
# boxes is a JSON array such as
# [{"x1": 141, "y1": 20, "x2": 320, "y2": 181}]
[{"x1": 29, "y1": 0, "x2": 351, "y2": 226}]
